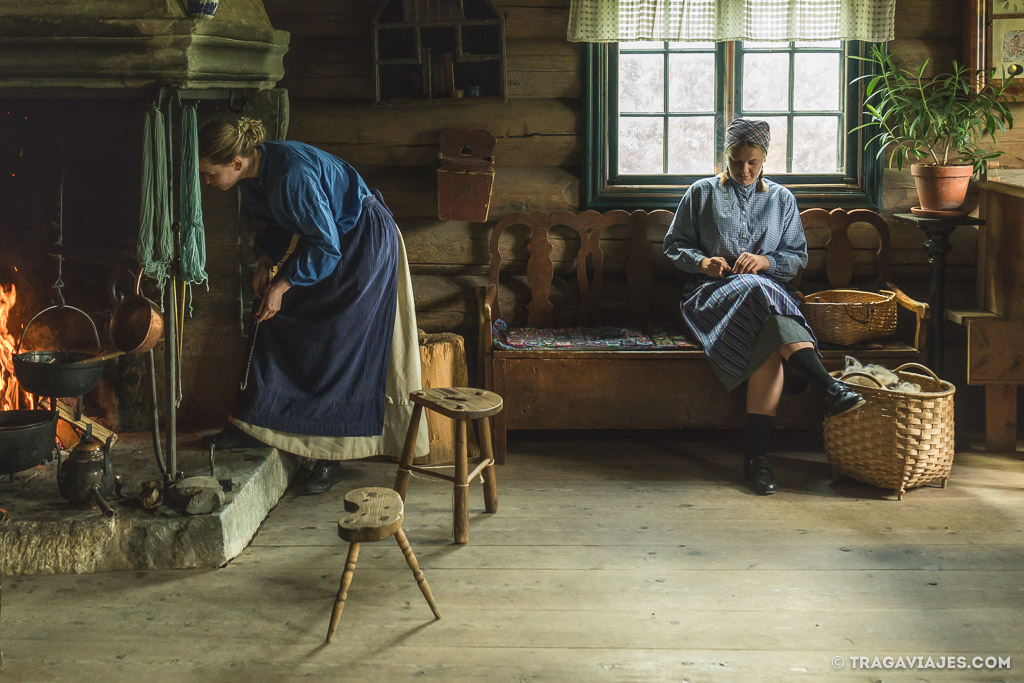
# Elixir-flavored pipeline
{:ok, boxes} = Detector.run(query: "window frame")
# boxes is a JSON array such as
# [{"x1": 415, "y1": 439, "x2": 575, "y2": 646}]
[{"x1": 581, "y1": 40, "x2": 883, "y2": 211}]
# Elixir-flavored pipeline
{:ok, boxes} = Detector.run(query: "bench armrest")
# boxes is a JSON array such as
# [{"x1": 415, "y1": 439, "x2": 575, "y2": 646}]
[
  {"x1": 886, "y1": 282, "x2": 929, "y2": 319},
  {"x1": 886, "y1": 281, "x2": 929, "y2": 356}
]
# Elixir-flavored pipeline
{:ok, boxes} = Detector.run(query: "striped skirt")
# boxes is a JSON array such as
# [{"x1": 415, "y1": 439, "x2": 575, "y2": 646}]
[{"x1": 681, "y1": 274, "x2": 816, "y2": 391}]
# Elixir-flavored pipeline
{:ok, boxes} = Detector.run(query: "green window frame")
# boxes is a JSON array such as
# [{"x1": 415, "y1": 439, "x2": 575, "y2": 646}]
[{"x1": 582, "y1": 40, "x2": 883, "y2": 210}]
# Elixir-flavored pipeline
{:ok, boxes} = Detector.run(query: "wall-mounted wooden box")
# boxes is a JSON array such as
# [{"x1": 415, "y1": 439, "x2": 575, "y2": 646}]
[{"x1": 437, "y1": 128, "x2": 495, "y2": 222}]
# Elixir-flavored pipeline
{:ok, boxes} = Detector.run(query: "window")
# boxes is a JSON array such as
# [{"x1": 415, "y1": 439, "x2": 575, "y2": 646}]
[{"x1": 583, "y1": 40, "x2": 882, "y2": 210}]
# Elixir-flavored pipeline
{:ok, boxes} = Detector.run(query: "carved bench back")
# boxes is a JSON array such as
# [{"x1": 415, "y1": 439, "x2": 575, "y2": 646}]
[
  {"x1": 487, "y1": 207, "x2": 893, "y2": 328},
  {"x1": 796, "y1": 208, "x2": 892, "y2": 290}
]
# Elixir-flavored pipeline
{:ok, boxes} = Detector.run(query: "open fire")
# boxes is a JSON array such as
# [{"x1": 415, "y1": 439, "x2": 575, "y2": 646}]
[{"x1": 0, "y1": 278, "x2": 30, "y2": 411}]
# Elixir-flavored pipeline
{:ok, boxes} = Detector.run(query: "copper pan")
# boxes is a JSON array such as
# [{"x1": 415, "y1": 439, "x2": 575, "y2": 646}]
[{"x1": 110, "y1": 270, "x2": 164, "y2": 354}]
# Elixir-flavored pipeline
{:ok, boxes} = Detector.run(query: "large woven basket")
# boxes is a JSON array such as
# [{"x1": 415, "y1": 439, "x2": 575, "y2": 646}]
[
  {"x1": 823, "y1": 363, "x2": 955, "y2": 500},
  {"x1": 802, "y1": 289, "x2": 897, "y2": 345}
]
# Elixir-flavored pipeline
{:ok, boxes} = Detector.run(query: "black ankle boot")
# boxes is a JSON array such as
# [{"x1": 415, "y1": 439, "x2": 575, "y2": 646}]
[
  {"x1": 301, "y1": 460, "x2": 343, "y2": 495},
  {"x1": 743, "y1": 455, "x2": 778, "y2": 495}
]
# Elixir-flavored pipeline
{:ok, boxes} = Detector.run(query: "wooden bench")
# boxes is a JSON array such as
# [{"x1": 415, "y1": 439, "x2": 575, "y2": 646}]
[{"x1": 477, "y1": 208, "x2": 929, "y2": 462}]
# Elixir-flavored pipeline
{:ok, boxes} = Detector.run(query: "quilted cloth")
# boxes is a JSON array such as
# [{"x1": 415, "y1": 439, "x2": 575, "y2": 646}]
[{"x1": 492, "y1": 319, "x2": 698, "y2": 351}]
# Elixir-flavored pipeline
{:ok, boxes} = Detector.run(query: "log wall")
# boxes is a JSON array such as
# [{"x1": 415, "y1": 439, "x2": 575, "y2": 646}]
[{"x1": 263, "y1": 0, "x2": 997, "y2": 337}]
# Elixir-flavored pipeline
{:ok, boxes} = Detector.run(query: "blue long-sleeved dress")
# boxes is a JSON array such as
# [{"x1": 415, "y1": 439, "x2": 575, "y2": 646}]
[
  {"x1": 663, "y1": 176, "x2": 816, "y2": 389},
  {"x1": 233, "y1": 141, "x2": 398, "y2": 436}
]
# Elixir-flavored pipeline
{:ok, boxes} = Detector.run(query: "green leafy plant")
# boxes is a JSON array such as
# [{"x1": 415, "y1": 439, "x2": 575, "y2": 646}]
[{"x1": 851, "y1": 44, "x2": 1016, "y2": 176}]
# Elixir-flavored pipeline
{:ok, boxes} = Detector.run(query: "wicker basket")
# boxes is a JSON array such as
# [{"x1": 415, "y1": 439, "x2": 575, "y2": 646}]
[
  {"x1": 802, "y1": 289, "x2": 897, "y2": 345},
  {"x1": 823, "y1": 363, "x2": 955, "y2": 500}
]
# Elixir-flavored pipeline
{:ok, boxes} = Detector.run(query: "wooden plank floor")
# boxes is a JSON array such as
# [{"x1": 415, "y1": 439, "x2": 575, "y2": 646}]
[{"x1": 3, "y1": 429, "x2": 1023, "y2": 682}]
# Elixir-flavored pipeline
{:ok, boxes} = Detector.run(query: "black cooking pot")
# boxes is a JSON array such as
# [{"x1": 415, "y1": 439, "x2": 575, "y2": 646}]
[
  {"x1": 0, "y1": 410, "x2": 58, "y2": 476},
  {"x1": 12, "y1": 305, "x2": 104, "y2": 398},
  {"x1": 12, "y1": 351, "x2": 106, "y2": 398}
]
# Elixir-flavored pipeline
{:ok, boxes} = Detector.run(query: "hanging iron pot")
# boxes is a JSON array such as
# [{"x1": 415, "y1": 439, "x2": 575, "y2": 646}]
[{"x1": 12, "y1": 305, "x2": 106, "y2": 398}]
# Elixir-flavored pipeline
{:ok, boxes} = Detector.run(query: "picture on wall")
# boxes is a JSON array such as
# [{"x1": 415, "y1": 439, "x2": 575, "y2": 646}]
[{"x1": 967, "y1": 0, "x2": 1024, "y2": 94}]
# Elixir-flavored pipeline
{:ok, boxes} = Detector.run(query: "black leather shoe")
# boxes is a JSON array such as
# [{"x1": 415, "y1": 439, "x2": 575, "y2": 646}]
[
  {"x1": 825, "y1": 382, "x2": 867, "y2": 417},
  {"x1": 743, "y1": 455, "x2": 778, "y2": 495},
  {"x1": 301, "y1": 460, "x2": 343, "y2": 496},
  {"x1": 203, "y1": 424, "x2": 265, "y2": 450}
]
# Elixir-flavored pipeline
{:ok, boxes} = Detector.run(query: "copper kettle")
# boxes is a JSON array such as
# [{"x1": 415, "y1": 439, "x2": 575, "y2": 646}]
[{"x1": 57, "y1": 424, "x2": 120, "y2": 516}]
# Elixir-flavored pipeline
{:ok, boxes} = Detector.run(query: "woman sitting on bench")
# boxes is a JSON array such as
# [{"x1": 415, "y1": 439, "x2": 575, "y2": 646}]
[{"x1": 663, "y1": 118, "x2": 865, "y2": 496}]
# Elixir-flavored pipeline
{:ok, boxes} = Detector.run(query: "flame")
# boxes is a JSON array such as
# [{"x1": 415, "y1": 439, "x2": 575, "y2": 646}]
[{"x1": 1, "y1": 281, "x2": 29, "y2": 411}]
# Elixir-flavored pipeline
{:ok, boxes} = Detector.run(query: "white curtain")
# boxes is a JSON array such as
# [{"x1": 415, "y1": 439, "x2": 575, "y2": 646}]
[{"x1": 567, "y1": 0, "x2": 895, "y2": 43}]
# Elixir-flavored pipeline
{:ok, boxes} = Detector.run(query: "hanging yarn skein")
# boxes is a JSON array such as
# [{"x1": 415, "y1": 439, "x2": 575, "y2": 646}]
[
  {"x1": 179, "y1": 104, "x2": 209, "y2": 297},
  {"x1": 137, "y1": 105, "x2": 173, "y2": 292}
]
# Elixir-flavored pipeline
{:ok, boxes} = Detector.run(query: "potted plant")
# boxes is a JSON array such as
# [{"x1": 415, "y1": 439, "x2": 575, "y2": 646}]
[{"x1": 852, "y1": 45, "x2": 1016, "y2": 215}]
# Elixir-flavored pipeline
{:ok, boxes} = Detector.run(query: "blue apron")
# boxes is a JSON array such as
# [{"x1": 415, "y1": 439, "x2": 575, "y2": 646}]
[{"x1": 234, "y1": 190, "x2": 399, "y2": 436}]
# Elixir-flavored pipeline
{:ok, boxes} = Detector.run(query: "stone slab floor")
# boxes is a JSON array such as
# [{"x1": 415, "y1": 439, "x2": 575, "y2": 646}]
[{"x1": 2, "y1": 429, "x2": 1023, "y2": 682}]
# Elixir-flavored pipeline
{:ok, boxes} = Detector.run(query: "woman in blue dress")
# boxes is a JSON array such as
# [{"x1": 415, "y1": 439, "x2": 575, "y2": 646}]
[
  {"x1": 664, "y1": 118, "x2": 864, "y2": 495},
  {"x1": 197, "y1": 118, "x2": 416, "y2": 495}
]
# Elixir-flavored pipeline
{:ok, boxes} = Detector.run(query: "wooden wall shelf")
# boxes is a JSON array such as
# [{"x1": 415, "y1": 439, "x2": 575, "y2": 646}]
[{"x1": 373, "y1": 0, "x2": 506, "y2": 103}]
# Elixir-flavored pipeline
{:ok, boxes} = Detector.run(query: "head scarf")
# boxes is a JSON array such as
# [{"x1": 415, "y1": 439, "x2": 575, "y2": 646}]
[{"x1": 726, "y1": 118, "x2": 770, "y2": 151}]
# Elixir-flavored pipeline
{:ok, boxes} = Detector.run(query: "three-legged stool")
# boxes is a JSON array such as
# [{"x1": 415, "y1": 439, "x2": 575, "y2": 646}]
[
  {"x1": 394, "y1": 387, "x2": 502, "y2": 544},
  {"x1": 325, "y1": 487, "x2": 440, "y2": 644}
]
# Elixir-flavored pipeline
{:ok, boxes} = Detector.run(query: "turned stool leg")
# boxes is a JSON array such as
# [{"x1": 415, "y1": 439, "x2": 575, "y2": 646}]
[
  {"x1": 453, "y1": 419, "x2": 469, "y2": 544},
  {"x1": 476, "y1": 417, "x2": 498, "y2": 514},
  {"x1": 395, "y1": 527, "x2": 441, "y2": 619},
  {"x1": 326, "y1": 541, "x2": 361, "y2": 644},
  {"x1": 394, "y1": 404, "x2": 424, "y2": 500}
]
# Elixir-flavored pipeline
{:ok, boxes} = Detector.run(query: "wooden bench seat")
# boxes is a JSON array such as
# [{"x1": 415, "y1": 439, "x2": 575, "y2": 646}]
[{"x1": 477, "y1": 208, "x2": 929, "y2": 462}]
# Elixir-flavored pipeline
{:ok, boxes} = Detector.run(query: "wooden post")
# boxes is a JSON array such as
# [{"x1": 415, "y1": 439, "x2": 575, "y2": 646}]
[{"x1": 417, "y1": 331, "x2": 477, "y2": 464}]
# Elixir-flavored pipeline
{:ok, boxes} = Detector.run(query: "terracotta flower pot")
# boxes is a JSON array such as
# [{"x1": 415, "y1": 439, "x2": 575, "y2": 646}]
[{"x1": 910, "y1": 164, "x2": 974, "y2": 212}]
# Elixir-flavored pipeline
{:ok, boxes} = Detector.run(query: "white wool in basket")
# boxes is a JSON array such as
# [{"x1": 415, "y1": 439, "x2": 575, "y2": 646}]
[{"x1": 842, "y1": 356, "x2": 922, "y2": 393}]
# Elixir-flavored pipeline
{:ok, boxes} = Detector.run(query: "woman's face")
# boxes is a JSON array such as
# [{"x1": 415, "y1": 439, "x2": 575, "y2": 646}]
[
  {"x1": 727, "y1": 144, "x2": 766, "y2": 186},
  {"x1": 199, "y1": 157, "x2": 244, "y2": 191}
]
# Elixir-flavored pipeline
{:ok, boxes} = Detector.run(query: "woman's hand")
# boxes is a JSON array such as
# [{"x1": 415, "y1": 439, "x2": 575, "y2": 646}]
[
  {"x1": 700, "y1": 256, "x2": 732, "y2": 278},
  {"x1": 254, "y1": 278, "x2": 292, "y2": 323},
  {"x1": 252, "y1": 253, "x2": 274, "y2": 297},
  {"x1": 733, "y1": 252, "x2": 770, "y2": 275}
]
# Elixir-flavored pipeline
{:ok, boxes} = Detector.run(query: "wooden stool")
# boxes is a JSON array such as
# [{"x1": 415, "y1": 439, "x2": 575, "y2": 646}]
[
  {"x1": 394, "y1": 387, "x2": 502, "y2": 544},
  {"x1": 325, "y1": 487, "x2": 440, "y2": 644}
]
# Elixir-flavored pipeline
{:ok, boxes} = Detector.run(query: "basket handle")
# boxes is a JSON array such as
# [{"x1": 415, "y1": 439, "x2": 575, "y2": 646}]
[
  {"x1": 837, "y1": 370, "x2": 885, "y2": 388},
  {"x1": 893, "y1": 362, "x2": 940, "y2": 382},
  {"x1": 843, "y1": 302, "x2": 873, "y2": 325}
]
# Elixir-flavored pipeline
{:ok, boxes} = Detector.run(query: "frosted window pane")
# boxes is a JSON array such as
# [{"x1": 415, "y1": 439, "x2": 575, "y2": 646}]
[
  {"x1": 668, "y1": 54, "x2": 715, "y2": 112},
  {"x1": 668, "y1": 117, "x2": 715, "y2": 174},
  {"x1": 755, "y1": 116, "x2": 789, "y2": 174},
  {"x1": 794, "y1": 53, "x2": 840, "y2": 111},
  {"x1": 792, "y1": 117, "x2": 839, "y2": 173},
  {"x1": 619, "y1": 117, "x2": 664, "y2": 174},
  {"x1": 742, "y1": 54, "x2": 789, "y2": 111},
  {"x1": 619, "y1": 54, "x2": 664, "y2": 113}
]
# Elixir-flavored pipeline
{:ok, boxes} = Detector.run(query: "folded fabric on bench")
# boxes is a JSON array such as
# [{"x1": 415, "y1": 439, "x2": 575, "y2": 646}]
[{"x1": 492, "y1": 319, "x2": 699, "y2": 351}]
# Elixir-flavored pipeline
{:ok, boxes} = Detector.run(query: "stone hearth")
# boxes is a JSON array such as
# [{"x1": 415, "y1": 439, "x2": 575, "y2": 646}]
[{"x1": 0, "y1": 432, "x2": 298, "y2": 575}]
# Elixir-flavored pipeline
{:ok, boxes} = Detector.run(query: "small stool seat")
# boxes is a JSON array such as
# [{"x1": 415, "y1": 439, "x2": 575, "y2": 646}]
[
  {"x1": 325, "y1": 487, "x2": 440, "y2": 643},
  {"x1": 395, "y1": 387, "x2": 502, "y2": 544}
]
